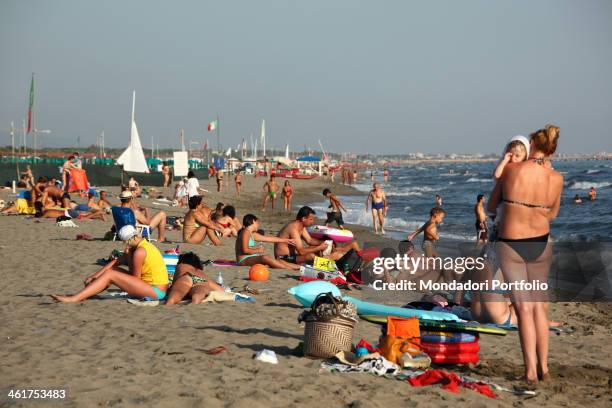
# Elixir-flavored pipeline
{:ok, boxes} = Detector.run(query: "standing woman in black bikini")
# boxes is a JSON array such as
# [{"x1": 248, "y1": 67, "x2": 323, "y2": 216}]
[{"x1": 487, "y1": 125, "x2": 563, "y2": 386}]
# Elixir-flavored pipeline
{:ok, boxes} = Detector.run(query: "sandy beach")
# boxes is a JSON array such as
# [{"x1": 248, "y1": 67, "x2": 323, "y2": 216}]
[{"x1": 0, "y1": 175, "x2": 610, "y2": 407}]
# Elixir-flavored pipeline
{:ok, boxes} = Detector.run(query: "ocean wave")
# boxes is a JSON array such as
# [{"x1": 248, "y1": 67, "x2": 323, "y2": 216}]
[
  {"x1": 466, "y1": 178, "x2": 490, "y2": 183},
  {"x1": 567, "y1": 181, "x2": 611, "y2": 190},
  {"x1": 340, "y1": 208, "x2": 421, "y2": 231},
  {"x1": 387, "y1": 186, "x2": 436, "y2": 197},
  {"x1": 586, "y1": 169, "x2": 601, "y2": 174}
]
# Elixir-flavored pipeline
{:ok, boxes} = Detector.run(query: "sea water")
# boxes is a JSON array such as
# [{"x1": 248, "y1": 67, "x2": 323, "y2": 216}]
[{"x1": 312, "y1": 160, "x2": 612, "y2": 242}]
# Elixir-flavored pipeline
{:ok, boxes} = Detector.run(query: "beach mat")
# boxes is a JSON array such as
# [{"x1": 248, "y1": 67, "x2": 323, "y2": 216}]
[{"x1": 360, "y1": 315, "x2": 508, "y2": 336}]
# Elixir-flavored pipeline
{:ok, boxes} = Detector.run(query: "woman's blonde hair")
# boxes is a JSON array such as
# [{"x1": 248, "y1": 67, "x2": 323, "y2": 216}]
[{"x1": 530, "y1": 124, "x2": 560, "y2": 156}]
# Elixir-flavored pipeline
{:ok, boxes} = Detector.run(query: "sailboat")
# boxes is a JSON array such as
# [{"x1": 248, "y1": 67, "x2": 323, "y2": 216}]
[
  {"x1": 260, "y1": 119, "x2": 266, "y2": 158},
  {"x1": 116, "y1": 91, "x2": 149, "y2": 173}
]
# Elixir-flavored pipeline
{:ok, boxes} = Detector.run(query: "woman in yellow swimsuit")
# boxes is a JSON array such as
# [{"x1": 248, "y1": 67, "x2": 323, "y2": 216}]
[{"x1": 51, "y1": 225, "x2": 169, "y2": 302}]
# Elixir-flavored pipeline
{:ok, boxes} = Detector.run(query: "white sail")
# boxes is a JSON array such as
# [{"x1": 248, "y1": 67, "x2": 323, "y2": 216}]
[
  {"x1": 260, "y1": 119, "x2": 266, "y2": 158},
  {"x1": 285, "y1": 143, "x2": 289, "y2": 159},
  {"x1": 116, "y1": 91, "x2": 150, "y2": 173}
]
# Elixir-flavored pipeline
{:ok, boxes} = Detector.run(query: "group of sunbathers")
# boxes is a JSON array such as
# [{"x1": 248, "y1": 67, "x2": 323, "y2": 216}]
[{"x1": 1, "y1": 175, "x2": 111, "y2": 220}]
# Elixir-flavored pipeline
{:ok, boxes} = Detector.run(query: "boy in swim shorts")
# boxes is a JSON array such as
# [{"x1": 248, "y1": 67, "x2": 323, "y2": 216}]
[{"x1": 323, "y1": 188, "x2": 346, "y2": 228}]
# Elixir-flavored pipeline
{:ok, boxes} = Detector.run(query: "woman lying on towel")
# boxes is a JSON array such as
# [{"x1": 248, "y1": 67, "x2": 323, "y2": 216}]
[
  {"x1": 235, "y1": 214, "x2": 301, "y2": 271},
  {"x1": 165, "y1": 252, "x2": 224, "y2": 305},
  {"x1": 51, "y1": 225, "x2": 169, "y2": 302}
]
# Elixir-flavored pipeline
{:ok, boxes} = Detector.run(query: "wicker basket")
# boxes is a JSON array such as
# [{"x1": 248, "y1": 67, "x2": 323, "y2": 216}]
[{"x1": 304, "y1": 315, "x2": 355, "y2": 358}]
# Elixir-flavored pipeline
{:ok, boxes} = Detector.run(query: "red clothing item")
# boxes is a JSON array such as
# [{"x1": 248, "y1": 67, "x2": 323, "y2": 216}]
[{"x1": 407, "y1": 370, "x2": 496, "y2": 398}]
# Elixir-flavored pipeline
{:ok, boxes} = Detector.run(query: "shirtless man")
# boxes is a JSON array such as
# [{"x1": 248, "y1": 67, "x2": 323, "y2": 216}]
[
  {"x1": 40, "y1": 185, "x2": 66, "y2": 208},
  {"x1": 588, "y1": 187, "x2": 597, "y2": 201},
  {"x1": 98, "y1": 190, "x2": 112, "y2": 210},
  {"x1": 182, "y1": 195, "x2": 228, "y2": 246},
  {"x1": 407, "y1": 207, "x2": 445, "y2": 258},
  {"x1": 30, "y1": 176, "x2": 48, "y2": 206},
  {"x1": 383, "y1": 168, "x2": 389, "y2": 183},
  {"x1": 120, "y1": 191, "x2": 167, "y2": 242},
  {"x1": 274, "y1": 206, "x2": 360, "y2": 266},
  {"x1": 474, "y1": 194, "x2": 488, "y2": 244},
  {"x1": 366, "y1": 183, "x2": 388, "y2": 235},
  {"x1": 261, "y1": 175, "x2": 279, "y2": 212},
  {"x1": 435, "y1": 194, "x2": 443, "y2": 207}
]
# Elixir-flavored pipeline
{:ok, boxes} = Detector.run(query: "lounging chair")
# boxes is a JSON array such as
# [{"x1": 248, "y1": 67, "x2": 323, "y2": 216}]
[{"x1": 111, "y1": 206, "x2": 152, "y2": 241}]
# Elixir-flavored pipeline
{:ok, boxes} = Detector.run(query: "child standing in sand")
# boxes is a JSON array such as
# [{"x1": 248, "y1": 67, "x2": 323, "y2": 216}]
[
  {"x1": 407, "y1": 207, "x2": 445, "y2": 258},
  {"x1": 323, "y1": 188, "x2": 346, "y2": 228}
]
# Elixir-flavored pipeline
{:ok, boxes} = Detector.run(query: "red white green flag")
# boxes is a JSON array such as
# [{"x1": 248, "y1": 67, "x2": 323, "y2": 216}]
[
  {"x1": 27, "y1": 74, "x2": 34, "y2": 134},
  {"x1": 207, "y1": 120, "x2": 218, "y2": 132}
]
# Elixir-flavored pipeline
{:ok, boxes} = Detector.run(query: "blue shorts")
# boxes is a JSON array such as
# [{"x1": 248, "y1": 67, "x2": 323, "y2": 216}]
[
  {"x1": 372, "y1": 201, "x2": 385, "y2": 210},
  {"x1": 144, "y1": 286, "x2": 166, "y2": 301}
]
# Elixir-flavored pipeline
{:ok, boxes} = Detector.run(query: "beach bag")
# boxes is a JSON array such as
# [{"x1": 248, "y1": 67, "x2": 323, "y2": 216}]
[
  {"x1": 336, "y1": 249, "x2": 363, "y2": 275},
  {"x1": 303, "y1": 293, "x2": 357, "y2": 358},
  {"x1": 380, "y1": 317, "x2": 425, "y2": 366}
]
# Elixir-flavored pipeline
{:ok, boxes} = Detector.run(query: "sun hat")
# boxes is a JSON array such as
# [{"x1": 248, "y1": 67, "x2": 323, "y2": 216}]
[
  {"x1": 118, "y1": 225, "x2": 138, "y2": 241},
  {"x1": 120, "y1": 190, "x2": 133, "y2": 199},
  {"x1": 503, "y1": 135, "x2": 530, "y2": 159}
]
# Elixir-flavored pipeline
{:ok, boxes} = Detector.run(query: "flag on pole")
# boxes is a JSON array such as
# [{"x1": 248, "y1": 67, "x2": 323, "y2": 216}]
[
  {"x1": 207, "y1": 120, "x2": 218, "y2": 132},
  {"x1": 27, "y1": 74, "x2": 34, "y2": 134}
]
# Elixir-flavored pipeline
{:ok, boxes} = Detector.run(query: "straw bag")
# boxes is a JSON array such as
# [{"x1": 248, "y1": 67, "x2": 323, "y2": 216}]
[{"x1": 303, "y1": 293, "x2": 357, "y2": 358}]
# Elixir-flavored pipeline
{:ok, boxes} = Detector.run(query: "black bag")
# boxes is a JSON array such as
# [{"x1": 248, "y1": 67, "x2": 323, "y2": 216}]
[
  {"x1": 55, "y1": 215, "x2": 72, "y2": 223},
  {"x1": 336, "y1": 249, "x2": 362, "y2": 275}
]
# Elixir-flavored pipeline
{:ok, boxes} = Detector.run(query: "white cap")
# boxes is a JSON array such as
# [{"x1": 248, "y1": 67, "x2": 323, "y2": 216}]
[
  {"x1": 118, "y1": 225, "x2": 138, "y2": 241},
  {"x1": 503, "y1": 135, "x2": 530, "y2": 159},
  {"x1": 120, "y1": 190, "x2": 133, "y2": 199}
]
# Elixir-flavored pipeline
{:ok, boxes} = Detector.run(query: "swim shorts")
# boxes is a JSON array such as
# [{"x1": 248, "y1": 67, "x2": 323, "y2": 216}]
[
  {"x1": 277, "y1": 254, "x2": 297, "y2": 264},
  {"x1": 325, "y1": 211, "x2": 344, "y2": 227}
]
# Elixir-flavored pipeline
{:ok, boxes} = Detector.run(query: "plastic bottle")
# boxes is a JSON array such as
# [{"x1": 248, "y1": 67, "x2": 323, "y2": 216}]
[{"x1": 216, "y1": 271, "x2": 224, "y2": 288}]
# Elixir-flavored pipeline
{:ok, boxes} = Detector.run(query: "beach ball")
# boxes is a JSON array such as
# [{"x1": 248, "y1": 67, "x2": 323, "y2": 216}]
[
  {"x1": 248, "y1": 264, "x2": 270, "y2": 281},
  {"x1": 287, "y1": 280, "x2": 342, "y2": 307}
]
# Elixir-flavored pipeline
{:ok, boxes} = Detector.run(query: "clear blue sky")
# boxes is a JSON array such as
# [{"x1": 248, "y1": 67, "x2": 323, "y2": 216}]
[{"x1": 1, "y1": 0, "x2": 610, "y2": 154}]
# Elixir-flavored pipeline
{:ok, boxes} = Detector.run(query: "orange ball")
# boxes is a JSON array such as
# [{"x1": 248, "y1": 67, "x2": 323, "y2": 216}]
[{"x1": 248, "y1": 264, "x2": 270, "y2": 281}]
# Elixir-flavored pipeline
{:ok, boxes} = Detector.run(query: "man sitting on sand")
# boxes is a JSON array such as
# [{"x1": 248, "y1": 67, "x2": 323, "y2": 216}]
[
  {"x1": 165, "y1": 252, "x2": 224, "y2": 305},
  {"x1": 120, "y1": 191, "x2": 168, "y2": 242},
  {"x1": 182, "y1": 195, "x2": 229, "y2": 246},
  {"x1": 51, "y1": 225, "x2": 169, "y2": 302},
  {"x1": 274, "y1": 206, "x2": 360, "y2": 266}
]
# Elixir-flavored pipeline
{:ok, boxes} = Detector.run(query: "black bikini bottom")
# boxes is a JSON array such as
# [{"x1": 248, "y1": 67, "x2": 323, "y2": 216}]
[{"x1": 499, "y1": 233, "x2": 549, "y2": 262}]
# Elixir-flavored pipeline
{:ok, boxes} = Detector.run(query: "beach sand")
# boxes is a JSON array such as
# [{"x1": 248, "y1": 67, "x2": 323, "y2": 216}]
[{"x1": 0, "y1": 175, "x2": 610, "y2": 407}]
